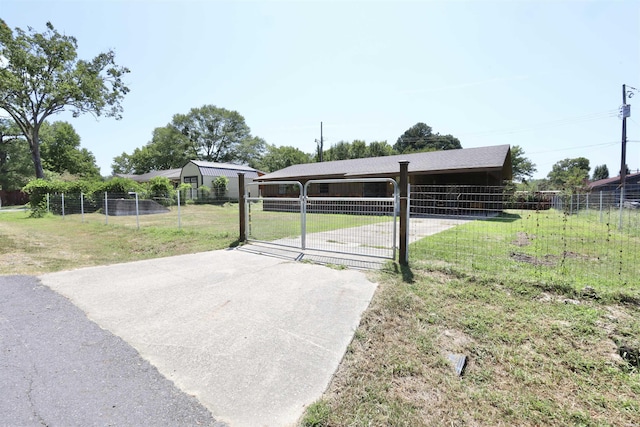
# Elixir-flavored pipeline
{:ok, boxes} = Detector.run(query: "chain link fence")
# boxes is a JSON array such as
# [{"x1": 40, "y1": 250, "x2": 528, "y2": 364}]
[{"x1": 409, "y1": 185, "x2": 640, "y2": 287}]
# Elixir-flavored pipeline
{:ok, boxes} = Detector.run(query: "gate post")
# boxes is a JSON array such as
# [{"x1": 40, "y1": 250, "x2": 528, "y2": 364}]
[
  {"x1": 238, "y1": 173, "x2": 246, "y2": 242},
  {"x1": 399, "y1": 161, "x2": 409, "y2": 266}
]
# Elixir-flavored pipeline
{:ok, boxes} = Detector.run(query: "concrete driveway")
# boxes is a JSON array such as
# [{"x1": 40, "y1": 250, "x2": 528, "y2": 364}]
[{"x1": 39, "y1": 249, "x2": 377, "y2": 427}]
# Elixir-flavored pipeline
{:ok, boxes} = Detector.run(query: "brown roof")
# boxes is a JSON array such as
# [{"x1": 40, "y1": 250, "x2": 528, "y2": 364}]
[
  {"x1": 116, "y1": 168, "x2": 182, "y2": 183},
  {"x1": 588, "y1": 172, "x2": 640, "y2": 190},
  {"x1": 187, "y1": 160, "x2": 262, "y2": 179},
  {"x1": 258, "y1": 144, "x2": 511, "y2": 181}
]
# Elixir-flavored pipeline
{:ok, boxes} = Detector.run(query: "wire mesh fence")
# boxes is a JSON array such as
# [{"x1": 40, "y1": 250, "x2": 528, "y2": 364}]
[
  {"x1": 43, "y1": 191, "x2": 240, "y2": 236},
  {"x1": 409, "y1": 185, "x2": 640, "y2": 287},
  {"x1": 35, "y1": 184, "x2": 640, "y2": 285}
]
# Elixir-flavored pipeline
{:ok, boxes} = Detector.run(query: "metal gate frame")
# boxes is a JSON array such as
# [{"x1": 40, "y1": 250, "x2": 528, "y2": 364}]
[{"x1": 245, "y1": 178, "x2": 398, "y2": 259}]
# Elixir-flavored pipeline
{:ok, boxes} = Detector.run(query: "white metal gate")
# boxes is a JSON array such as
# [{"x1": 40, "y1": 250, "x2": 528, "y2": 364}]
[{"x1": 245, "y1": 178, "x2": 398, "y2": 259}]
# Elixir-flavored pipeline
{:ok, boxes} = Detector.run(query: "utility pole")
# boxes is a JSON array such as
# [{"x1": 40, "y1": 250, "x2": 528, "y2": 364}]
[
  {"x1": 621, "y1": 84, "x2": 628, "y2": 194},
  {"x1": 316, "y1": 122, "x2": 324, "y2": 162}
]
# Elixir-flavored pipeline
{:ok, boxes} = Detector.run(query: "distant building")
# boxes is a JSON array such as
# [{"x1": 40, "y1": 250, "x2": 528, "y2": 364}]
[
  {"x1": 115, "y1": 169, "x2": 182, "y2": 186},
  {"x1": 588, "y1": 172, "x2": 640, "y2": 192}
]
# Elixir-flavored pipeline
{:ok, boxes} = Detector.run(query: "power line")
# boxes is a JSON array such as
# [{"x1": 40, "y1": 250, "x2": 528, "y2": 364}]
[
  {"x1": 457, "y1": 110, "x2": 619, "y2": 138},
  {"x1": 528, "y1": 140, "x2": 622, "y2": 155}
]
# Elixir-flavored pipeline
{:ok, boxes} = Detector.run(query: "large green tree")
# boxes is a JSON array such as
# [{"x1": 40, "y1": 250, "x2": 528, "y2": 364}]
[
  {"x1": 0, "y1": 118, "x2": 31, "y2": 190},
  {"x1": 112, "y1": 126, "x2": 195, "y2": 174},
  {"x1": 394, "y1": 122, "x2": 462, "y2": 154},
  {"x1": 259, "y1": 145, "x2": 311, "y2": 172},
  {"x1": 171, "y1": 105, "x2": 252, "y2": 163},
  {"x1": 0, "y1": 20, "x2": 129, "y2": 179},
  {"x1": 324, "y1": 141, "x2": 351, "y2": 161},
  {"x1": 510, "y1": 145, "x2": 537, "y2": 182},
  {"x1": 592, "y1": 164, "x2": 609, "y2": 181},
  {"x1": 547, "y1": 157, "x2": 590, "y2": 191},
  {"x1": 39, "y1": 121, "x2": 100, "y2": 178},
  {"x1": 366, "y1": 140, "x2": 394, "y2": 157},
  {"x1": 235, "y1": 136, "x2": 267, "y2": 169}
]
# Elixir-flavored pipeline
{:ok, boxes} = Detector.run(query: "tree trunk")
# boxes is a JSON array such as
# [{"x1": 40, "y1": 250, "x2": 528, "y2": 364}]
[{"x1": 28, "y1": 128, "x2": 45, "y2": 179}]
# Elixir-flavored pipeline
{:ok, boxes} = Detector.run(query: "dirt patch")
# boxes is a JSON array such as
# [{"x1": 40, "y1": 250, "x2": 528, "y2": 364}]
[
  {"x1": 511, "y1": 231, "x2": 534, "y2": 247},
  {"x1": 510, "y1": 252, "x2": 555, "y2": 267}
]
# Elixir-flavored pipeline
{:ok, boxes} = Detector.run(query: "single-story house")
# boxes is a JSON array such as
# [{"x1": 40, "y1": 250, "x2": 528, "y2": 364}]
[
  {"x1": 257, "y1": 144, "x2": 512, "y2": 197},
  {"x1": 588, "y1": 172, "x2": 640, "y2": 204},
  {"x1": 116, "y1": 168, "x2": 182, "y2": 186},
  {"x1": 588, "y1": 172, "x2": 640, "y2": 192},
  {"x1": 256, "y1": 144, "x2": 512, "y2": 214},
  {"x1": 180, "y1": 160, "x2": 263, "y2": 199}
]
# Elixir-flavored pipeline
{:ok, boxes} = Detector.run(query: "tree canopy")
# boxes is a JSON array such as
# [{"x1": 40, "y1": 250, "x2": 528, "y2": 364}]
[
  {"x1": 394, "y1": 122, "x2": 462, "y2": 154},
  {"x1": 39, "y1": 121, "x2": 100, "y2": 178},
  {"x1": 0, "y1": 20, "x2": 130, "y2": 179},
  {"x1": 113, "y1": 105, "x2": 267, "y2": 174},
  {"x1": 322, "y1": 140, "x2": 395, "y2": 161},
  {"x1": 0, "y1": 118, "x2": 31, "y2": 190},
  {"x1": 510, "y1": 145, "x2": 537, "y2": 182},
  {"x1": 547, "y1": 157, "x2": 590, "y2": 192},
  {"x1": 259, "y1": 145, "x2": 311, "y2": 172},
  {"x1": 172, "y1": 105, "x2": 254, "y2": 163},
  {"x1": 592, "y1": 164, "x2": 609, "y2": 181},
  {"x1": 112, "y1": 126, "x2": 195, "y2": 174}
]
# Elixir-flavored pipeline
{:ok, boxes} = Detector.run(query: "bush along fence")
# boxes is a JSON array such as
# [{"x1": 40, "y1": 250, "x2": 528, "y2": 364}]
[{"x1": 408, "y1": 184, "x2": 640, "y2": 289}]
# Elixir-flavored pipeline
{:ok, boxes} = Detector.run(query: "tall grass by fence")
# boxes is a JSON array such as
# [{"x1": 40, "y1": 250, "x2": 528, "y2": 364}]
[{"x1": 409, "y1": 185, "x2": 640, "y2": 289}]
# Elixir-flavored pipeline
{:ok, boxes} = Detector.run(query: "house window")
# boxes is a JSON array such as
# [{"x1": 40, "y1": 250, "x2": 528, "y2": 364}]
[
  {"x1": 363, "y1": 182, "x2": 387, "y2": 197},
  {"x1": 319, "y1": 183, "x2": 329, "y2": 194},
  {"x1": 278, "y1": 184, "x2": 288, "y2": 195},
  {"x1": 184, "y1": 176, "x2": 198, "y2": 187}
]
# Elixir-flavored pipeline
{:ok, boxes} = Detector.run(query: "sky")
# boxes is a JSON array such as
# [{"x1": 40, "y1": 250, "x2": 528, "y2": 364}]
[{"x1": 1, "y1": 0, "x2": 639, "y2": 179}]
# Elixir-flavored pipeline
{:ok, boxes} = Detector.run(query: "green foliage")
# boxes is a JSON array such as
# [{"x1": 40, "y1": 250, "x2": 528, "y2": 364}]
[
  {"x1": 394, "y1": 122, "x2": 462, "y2": 154},
  {"x1": 22, "y1": 178, "x2": 67, "y2": 216},
  {"x1": 147, "y1": 176, "x2": 173, "y2": 198},
  {"x1": 367, "y1": 140, "x2": 395, "y2": 157},
  {"x1": 259, "y1": 144, "x2": 311, "y2": 172},
  {"x1": 235, "y1": 136, "x2": 267, "y2": 169},
  {"x1": 320, "y1": 140, "x2": 395, "y2": 162},
  {"x1": 0, "y1": 20, "x2": 129, "y2": 179},
  {"x1": 510, "y1": 145, "x2": 537, "y2": 182},
  {"x1": 112, "y1": 126, "x2": 196, "y2": 174},
  {"x1": 546, "y1": 157, "x2": 590, "y2": 192},
  {"x1": 96, "y1": 177, "x2": 144, "y2": 196},
  {"x1": 592, "y1": 164, "x2": 609, "y2": 181},
  {"x1": 113, "y1": 105, "x2": 268, "y2": 174},
  {"x1": 39, "y1": 121, "x2": 101, "y2": 178},
  {"x1": 349, "y1": 140, "x2": 368, "y2": 159},
  {"x1": 0, "y1": 118, "x2": 31, "y2": 190},
  {"x1": 172, "y1": 105, "x2": 252, "y2": 163},
  {"x1": 324, "y1": 141, "x2": 351, "y2": 161},
  {"x1": 212, "y1": 176, "x2": 229, "y2": 199}
]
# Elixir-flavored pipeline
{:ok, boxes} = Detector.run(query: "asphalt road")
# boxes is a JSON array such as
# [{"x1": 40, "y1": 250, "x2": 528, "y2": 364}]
[{"x1": 0, "y1": 275, "x2": 226, "y2": 427}]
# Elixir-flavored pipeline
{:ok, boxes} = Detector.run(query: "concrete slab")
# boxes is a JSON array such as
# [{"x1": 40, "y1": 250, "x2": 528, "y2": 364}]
[
  {"x1": 244, "y1": 216, "x2": 471, "y2": 268},
  {"x1": 39, "y1": 249, "x2": 377, "y2": 427}
]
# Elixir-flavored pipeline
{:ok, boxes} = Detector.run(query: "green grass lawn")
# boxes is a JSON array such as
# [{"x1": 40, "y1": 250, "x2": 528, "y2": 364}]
[{"x1": 411, "y1": 209, "x2": 640, "y2": 294}]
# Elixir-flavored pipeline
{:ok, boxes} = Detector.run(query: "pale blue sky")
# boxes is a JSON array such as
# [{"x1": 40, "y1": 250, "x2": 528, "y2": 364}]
[{"x1": 2, "y1": 0, "x2": 639, "y2": 179}]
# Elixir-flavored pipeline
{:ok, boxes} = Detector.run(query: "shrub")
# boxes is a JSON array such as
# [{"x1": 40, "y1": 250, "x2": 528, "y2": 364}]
[
  {"x1": 212, "y1": 176, "x2": 229, "y2": 199},
  {"x1": 147, "y1": 176, "x2": 175, "y2": 206},
  {"x1": 95, "y1": 177, "x2": 144, "y2": 198},
  {"x1": 22, "y1": 179, "x2": 65, "y2": 217}
]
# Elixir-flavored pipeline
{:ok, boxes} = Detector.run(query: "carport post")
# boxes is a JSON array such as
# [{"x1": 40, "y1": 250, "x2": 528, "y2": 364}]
[
  {"x1": 399, "y1": 161, "x2": 409, "y2": 266},
  {"x1": 238, "y1": 173, "x2": 246, "y2": 242}
]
